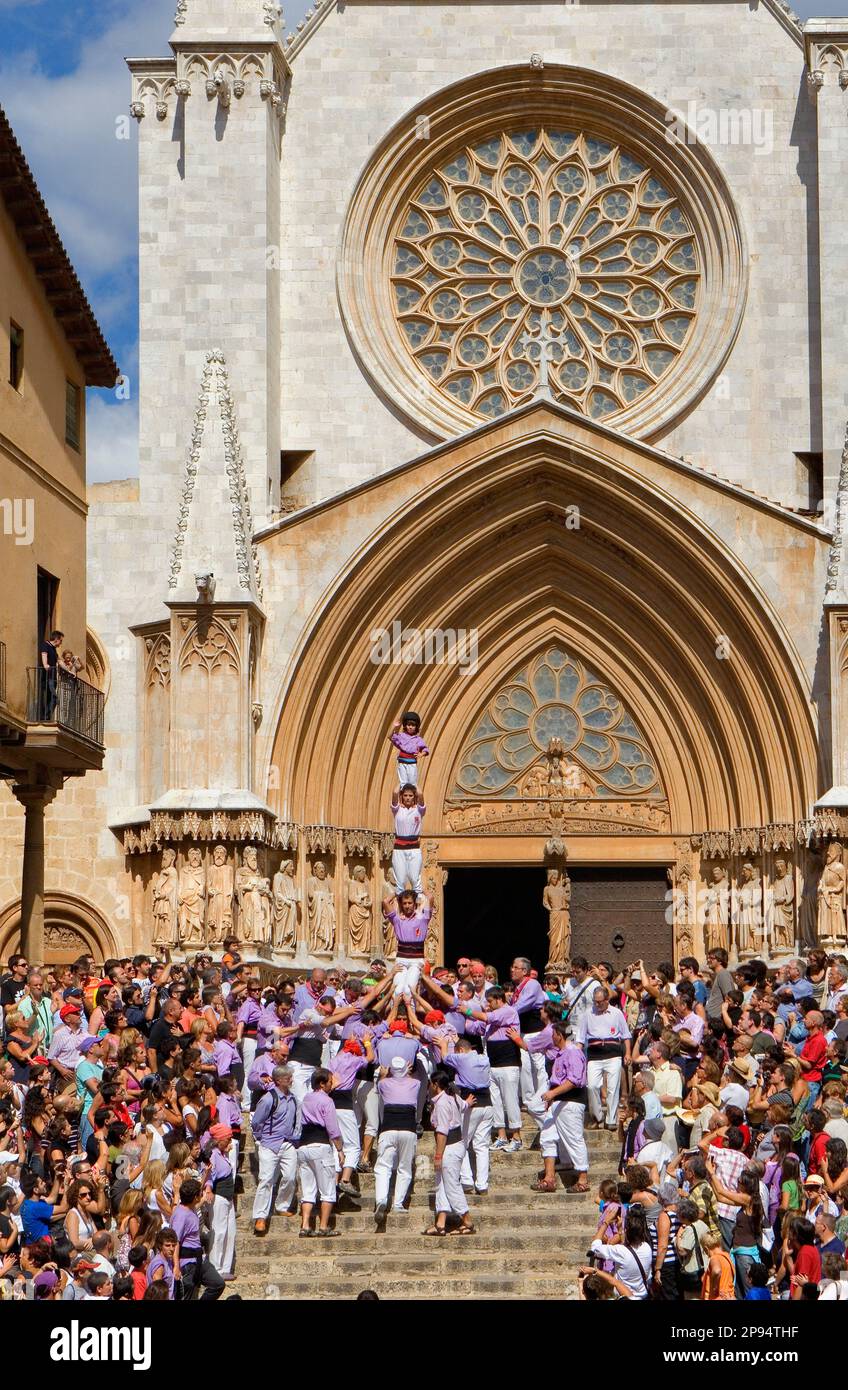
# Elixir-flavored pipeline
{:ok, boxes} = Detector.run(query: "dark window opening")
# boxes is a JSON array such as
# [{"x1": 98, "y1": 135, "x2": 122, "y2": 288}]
[
  {"x1": 795, "y1": 451, "x2": 824, "y2": 514},
  {"x1": 65, "y1": 380, "x2": 81, "y2": 450},
  {"x1": 9, "y1": 321, "x2": 23, "y2": 390}
]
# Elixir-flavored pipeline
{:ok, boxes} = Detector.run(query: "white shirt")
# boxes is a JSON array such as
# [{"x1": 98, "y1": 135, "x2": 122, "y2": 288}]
[
  {"x1": 636, "y1": 1139, "x2": 673, "y2": 1183},
  {"x1": 563, "y1": 976, "x2": 594, "y2": 1035},
  {"x1": 590, "y1": 1239, "x2": 653, "y2": 1298},
  {"x1": 825, "y1": 1118, "x2": 848, "y2": 1146},
  {"x1": 719, "y1": 1082, "x2": 750, "y2": 1111},
  {"x1": 92, "y1": 1254, "x2": 116, "y2": 1278}
]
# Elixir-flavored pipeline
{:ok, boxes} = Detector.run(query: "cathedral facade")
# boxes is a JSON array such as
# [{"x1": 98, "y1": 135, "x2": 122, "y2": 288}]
[{"x1": 3, "y1": 0, "x2": 848, "y2": 973}]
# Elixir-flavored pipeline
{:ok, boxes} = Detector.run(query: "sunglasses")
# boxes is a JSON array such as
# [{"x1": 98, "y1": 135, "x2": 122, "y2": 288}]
[{"x1": 457, "y1": 961, "x2": 471, "y2": 969}]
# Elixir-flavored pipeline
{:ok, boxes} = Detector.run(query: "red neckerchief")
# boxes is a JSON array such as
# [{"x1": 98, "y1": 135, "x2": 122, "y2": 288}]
[
  {"x1": 306, "y1": 980, "x2": 322, "y2": 1002},
  {"x1": 512, "y1": 975, "x2": 534, "y2": 1001}
]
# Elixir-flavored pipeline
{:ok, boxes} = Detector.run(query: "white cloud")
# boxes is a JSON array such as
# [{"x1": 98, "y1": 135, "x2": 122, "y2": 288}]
[{"x1": 85, "y1": 396, "x2": 139, "y2": 483}]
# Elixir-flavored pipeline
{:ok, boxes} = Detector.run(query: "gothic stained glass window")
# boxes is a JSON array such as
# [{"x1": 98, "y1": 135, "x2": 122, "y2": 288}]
[
  {"x1": 450, "y1": 646, "x2": 663, "y2": 800},
  {"x1": 390, "y1": 128, "x2": 701, "y2": 424}
]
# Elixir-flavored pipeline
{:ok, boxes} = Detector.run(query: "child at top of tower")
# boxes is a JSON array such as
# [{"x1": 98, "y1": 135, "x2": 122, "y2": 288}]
[{"x1": 388, "y1": 711, "x2": 429, "y2": 788}]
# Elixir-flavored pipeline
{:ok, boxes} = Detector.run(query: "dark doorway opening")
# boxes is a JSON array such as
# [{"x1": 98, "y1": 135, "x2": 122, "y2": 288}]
[
  {"x1": 443, "y1": 867, "x2": 549, "y2": 984},
  {"x1": 442, "y1": 864, "x2": 673, "y2": 983}
]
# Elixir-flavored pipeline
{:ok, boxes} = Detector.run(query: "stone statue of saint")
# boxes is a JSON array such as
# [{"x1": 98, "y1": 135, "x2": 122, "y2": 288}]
[
  {"x1": 346, "y1": 866, "x2": 372, "y2": 955},
  {"x1": 799, "y1": 850, "x2": 822, "y2": 949},
  {"x1": 236, "y1": 844, "x2": 272, "y2": 946},
  {"x1": 205, "y1": 845, "x2": 234, "y2": 945},
  {"x1": 670, "y1": 868, "x2": 694, "y2": 960},
  {"x1": 734, "y1": 862, "x2": 761, "y2": 958},
  {"x1": 543, "y1": 867, "x2": 571, "y2": 966},
  {"x1": 272, "y1": 859, "x2": 299, "y2": 951},
  {"x1": 307, "y1": 860, "x2": 336, "y2": 954},
  {"x1": 381, "y1": 876, "x2": 397, "y2": 957},
  {"x1": 817, "y1": 841, "x2": 847, "y2": 943},
  {"x1": 703, "y1": 865, "x2": 730, "y2": 953},
  {"x1": 178, "y1": 846, "x2": 206, "y2": 948},
  {"x1": 768, "y1": 859, "x2": 795, "y2": 952},
  {"x1": 152, "y1": 847, "x2": 179, "y2": 948}
]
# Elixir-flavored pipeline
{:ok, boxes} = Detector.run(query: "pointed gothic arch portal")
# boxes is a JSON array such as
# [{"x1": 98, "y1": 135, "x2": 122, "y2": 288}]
[{"x1": 264, "y1": 403, "x2": 821, "y2": 968}]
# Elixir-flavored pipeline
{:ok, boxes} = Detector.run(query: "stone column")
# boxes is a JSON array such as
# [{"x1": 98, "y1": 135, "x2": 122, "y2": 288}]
[{"x1": 13, "y1": 782, "x2": 58, "y2": 964}]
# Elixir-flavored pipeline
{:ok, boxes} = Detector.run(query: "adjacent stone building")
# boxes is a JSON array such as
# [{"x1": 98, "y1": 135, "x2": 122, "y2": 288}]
[{"x1": 2, "y1": 0, "x2": 848, "y2": 975}]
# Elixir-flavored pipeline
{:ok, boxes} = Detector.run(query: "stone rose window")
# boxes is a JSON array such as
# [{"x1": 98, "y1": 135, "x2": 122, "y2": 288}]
[
  {"x1": 391, "y1": 129, "x2": 701, "y2": 424},
  {"x1": 339, "y1": 67, "x2": 746, "y2": 441}
]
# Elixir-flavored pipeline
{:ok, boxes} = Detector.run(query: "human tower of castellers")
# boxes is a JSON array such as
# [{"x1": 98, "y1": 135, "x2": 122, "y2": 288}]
[{"x1": 244, "y1": 709, "x2": 578, "y2": 1243}]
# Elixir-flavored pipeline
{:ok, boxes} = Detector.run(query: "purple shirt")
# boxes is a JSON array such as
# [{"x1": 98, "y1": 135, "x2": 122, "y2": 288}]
[
  {"x1": 390, "y1": 731, "x2": 429, "y2": 757},
  {"x1": 256, "y1": 1004, "x2": 290, "y2": 1052},
  {"x1": 444, "y1": 1050, "x2": 491, "y2": 1091},
  {"x1": 216, "y1": 1092, "x2": 241, "y2": 1129},
  {"x1": 248, "y1": 1052, "x2": 283, "y2": 1091},
  {"x1": 387, "y1": 907, "x2": 431, "y2": 947},
  {"x1": 343, "y1": 1016, "x2": 387, "y2": 1045},
  {"x1": 551, "y1": 1044, "x2": 588, "y2": 1091},
  {"x1": 252, "y1": 1087, "x2": 298, "y2": 1151},
  {"x1": 236, "y1": 997, "x2": 261, "y2": 1031},
  {"x1": 292, "y1": 983, "x2": 326, "y2": 1022},
  {"x1": 171, "y1": 1204, "x2": 201, "y2": 1253},
  {"x1": 300, "y1": 1089, "x2": 341, "y2": 1141},
  {"x1": 209, "y1": 1146, "x2": 233, "y2": 1186},
  {"x1": 213, "y1": 1038, "x2": 239, "y2": 1077},
  {"x1": 420, "y1": 1022, "x2": 458, "y2": 1064},
  {"x1": 378, "y1": 1074, "x2": 419, "y2": 1107},
  {"x1": 465, "y1": 1004, "x2": 519, "y2": 1043},
  {"x1": 525, "y1": 1023, "x2": 559, "y2": 1061},
  {"x1": 513, "y1": 978, "x2": 547, "y2": 1016},
  {"x1": 147, "y1": 1253, "x2": 175, "y2": 1298},
  {"x1": 377, "y1": 1033, "x2": 419, "y2": 1069},
  {"x1": 431, "y1": 1091, "x2": 464, "y2": 1135},
  {"x1": 331, "y1": 1051, "x2": 368, "y2": 1092}
]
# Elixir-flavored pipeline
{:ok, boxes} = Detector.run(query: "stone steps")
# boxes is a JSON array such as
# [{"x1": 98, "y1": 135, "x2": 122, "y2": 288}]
[{"x1": 227, "y1": 1115, "x2": 620, "y2": 1299}]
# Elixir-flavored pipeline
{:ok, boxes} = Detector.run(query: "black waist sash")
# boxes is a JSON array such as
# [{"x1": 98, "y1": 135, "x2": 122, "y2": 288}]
[
  {"x1": 445, "y1": 1126, "x2": 462, "y2": 1145},
  {"x1": 459, "y1": 1086, "x2": 492, "y2": 1105},
  {"x1": 212, "y1": 1176, "x2": 235, "y2": 1200},
  {"x1": 380, "y1": 1103, "x2": 416, "y2": 1134},
  {"x1": 559, "y1": 1085, "x2": 588, "y2": 1106},
  {"x1": 586, "y1": 1040, "x2": 625, "y2": 1060},
  {"x1": 178, "y1": 1243, "x2": 202, "y2": 1260},
  {"x1": 396, "y1": 941, "x2": 425, "y2": 960},
  {"x1": 289, "y1": 1037, "x2": 323, "y2": 1066},
  {"x1": 331, "y1": 1090, "x2": 355, "y2": 1110},
  {"x1": 488, "y1": 1039, "x2": 520, "y2": 1068},
  {"x1": 300, "y1": 1121, "x2": 330, "y2": 1145},
  {"x1": 519, "y1": 1009, "x2": 543, "y2": 1035}
]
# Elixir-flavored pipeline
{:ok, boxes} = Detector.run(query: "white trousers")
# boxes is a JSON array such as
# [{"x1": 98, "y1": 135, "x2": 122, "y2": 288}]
[
  {"x1": 540, "y1": 1099, "x2": 589, "y2": 1172},
  {"x1": 392, "y1": 957, "x2": 424, "y2": 999},
  {"x1": 374, "y1": 1130, "x2": 418, "y2": 1209},
  {"x1": 289, "y1": 1061, "x2": 315, "y2": 1113},
  {"x1": 360, "y1": 1079, "x2": 380, "y2": 1139},
  {"x1": 435, "y1": 1141, "x2": 469, "y2": 1216},
  {"x1": 334, "y1": 1107, "x2": 362, "y2": 1171},
  {"x1": 460, "y1": 1104, "x2": 493, "y2": 1190},
  {"x1": 520, "y1": 1038, "x2": 547, "y2": 1105},
  {"x1": 391, "y1": 848, "x2": 423, "y2": 895},
  {"x1": 526, "y1": 1085, "x2": 550, "y2": 1133},
  {"x1": 209, "y1": 1194, "x2": 236, "y2": 1277},
  {"x1": 252, "y1": 1141, "x2": 298, "y2": 1219},
  {"x1": 297, "y1": 1142, "x2": 337, "y2": 1205},
  {"x1": 396, "y1": 758, "x2": 419, "y2": 788},
  {"x1": 587, "y1": 1056, "x2": 622, "y2": 1126},
  {"x1": 240, "y1": 1036, "x2": 257, "y2": 1108},
  {"x1": 491, "y1": 1066, "x2": 522, "y2": 1131}
]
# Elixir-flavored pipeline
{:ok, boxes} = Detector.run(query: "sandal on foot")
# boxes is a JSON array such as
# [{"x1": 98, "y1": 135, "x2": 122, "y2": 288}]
[
  {"x1": 531, "y1": 1179, "x2": 557, "y2": 1193},
  {"x1": 422, "y1": 1225, "x2": 447, "y2": 1237},
  {"x1": 567, "y1": 1184, "x2": 590, "y2": 1194},
  {"x1": 450, "y1": 1224, "x2": 476, "y2": 1235},
  {"x1": 316, "y1": 1228, "x2": 340, "y2": 1237},
  {"x1": 298, "y1": 1229, "x2": 313, "y2": 1238}
]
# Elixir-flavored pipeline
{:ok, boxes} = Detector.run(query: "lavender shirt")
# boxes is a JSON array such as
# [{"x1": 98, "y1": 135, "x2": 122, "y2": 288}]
[
  {"x1": 465, "y1": 1004, "x2": 520, "y2": 1043},
  {"x1": 388, "y1": 907, "x2": 431, "y2": 948},
  {"x1": 444, "y1": 1051, "x2": 491, "y2": 1090},
  {"x1": 300, "y1": 1089, "x2": 341, "y2": 1141},
  {"x1": 525, "y1": 1023, "x2": 559, "y2": 1061},
  {"x1": 390, "y1": 731, "x2": 429, "y2": 757},
  {"x1": 431, "y1": 1091, "x2": 464, "y2": 1136},
  {"x1": 248, "y1": 1053, "x2": 282, "y2": 1091},
  {"x1": 147, "y1": 1253, "x2": 175, "y2": 1297},
  {"x1": 292, "y1": 983, "x2": 326, "y2": 1022},
  {"x1": 513, "y1": 978, "x2": 547, "y2": 1016},
  {"x1": 420, "y1": 1022, "x2": 458, "y2": 1064},
  {"x1": 378, "y1": 1075, "x2": 419, "y2": 1106},
  {"x1": 343, "y1": 1016, "x2": 387, "y2": 1046},
  {"x1": 377, "y1": 1034, "x2": 419, "y2": 1069},
  {"x1": 236, "y1": 997, "x2": 262, "y2": 1031},
  {"x1": 216, "y1": 1093, "x2": 241, "y2": 1129},
  {"x1": 209, "y1": 1146, "x2": 233, "y2": 1186},
  {"x1": 213, "y1": 1038, "x2": 239, "y2": 1077},
  {"x1": 256, "y1": 1004, "x2": 290, "y2": 1053},
  {"x1": 550, "y1": 1044, "x2": 588, "y2": 1092},
  {"x1": 331, "y1": 1051, "x2": 368, "y2": 1092},
  {"x1": 171, "y1": 1204, "x2": 201, "y2": 1253}
]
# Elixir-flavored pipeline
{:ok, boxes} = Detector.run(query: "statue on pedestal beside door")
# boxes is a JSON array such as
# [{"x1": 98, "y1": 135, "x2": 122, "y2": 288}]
[
  {"x1": 178, "y1": 846, "x2": 206, "y2": 948},
  {"x1": 307, "y1": 860, "x2": 336, "y2": 954},
  {"x1": 817, "y1": 841, "x2": 847, "y2": 944},
  {"x1": 543, "y1": 867, "x2": 571, "y2": 967},
  {"x1": 768, "y1": 859, "x2": 795, "y2": 953},
  {"x1": 272, "y1": 859, "x2": 299, "y2": 951},
  {"x1": 734, "y1": 862, "x2": 761, "y2": 958},
  {"x1": 206, "y1": 845, "x2": 234, "y2": 945},
  {"x1": 236, "y1": 845, "x2": 272, "y2": 946},
  {"x1": 152, "y1": 847, "x2": 179, "y2": 948},
  {"x1": 703, "y1": 865, "x2": 730, "y2": 954},
  {"x1": 346, "y1": 866, "x2": 372, "y2": 956}
]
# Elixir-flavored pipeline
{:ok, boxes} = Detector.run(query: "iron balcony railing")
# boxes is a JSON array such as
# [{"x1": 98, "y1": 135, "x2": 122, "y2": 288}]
[{"x1": 26, "y1": 665, "x2": 105, "y2": 746}]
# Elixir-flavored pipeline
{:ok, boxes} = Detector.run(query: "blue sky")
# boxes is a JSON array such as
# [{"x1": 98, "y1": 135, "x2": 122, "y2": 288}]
[{"x1": 1, "y1": 0, "x2": 843, "y2": 481}]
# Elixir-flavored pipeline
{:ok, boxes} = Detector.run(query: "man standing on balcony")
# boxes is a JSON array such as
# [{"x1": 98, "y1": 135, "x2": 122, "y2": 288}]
[{"x1": 37, "y1": 630, "x2": 63, "y2": 720}]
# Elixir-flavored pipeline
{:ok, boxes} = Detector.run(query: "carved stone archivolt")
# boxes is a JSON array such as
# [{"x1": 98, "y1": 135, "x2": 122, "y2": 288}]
[{"x1": 446, "y1": 798, "x2": 670, "y2": 836}]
